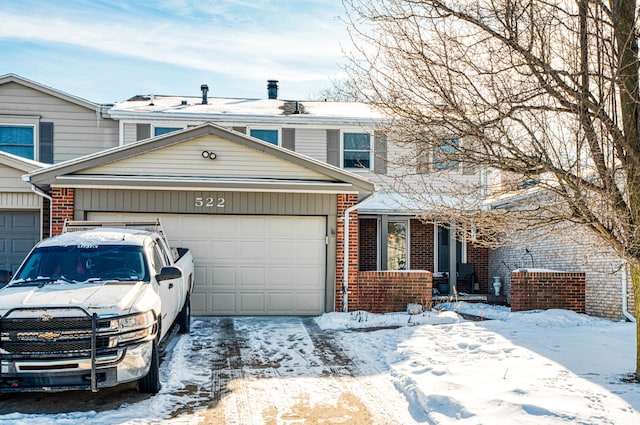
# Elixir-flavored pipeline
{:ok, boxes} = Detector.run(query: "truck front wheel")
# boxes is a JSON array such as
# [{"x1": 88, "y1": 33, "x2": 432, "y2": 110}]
[
  {"x1": 137, "y1": 339, "x2": 161, "y2": 393},
  {"x1": 177, "y1": 294, "x2": 191, "y2": 334}
]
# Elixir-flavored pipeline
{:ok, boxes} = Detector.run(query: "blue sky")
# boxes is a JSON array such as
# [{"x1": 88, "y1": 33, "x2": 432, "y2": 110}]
[{"x1": 0, "y1": 1, "x2": 351, "y2": 103}]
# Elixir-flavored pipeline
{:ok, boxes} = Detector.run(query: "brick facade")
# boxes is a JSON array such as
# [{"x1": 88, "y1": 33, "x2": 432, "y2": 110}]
[
  {"x1": 467, "y1": 243, "x2": 489, "y2": 293},
  {"x1": 510, "y1": 271, "x2": 585, "y2": 313},
  {"x1": 490, "y1": 222, "x2": 634, "y2": 320},
  {"x1": 354, "y1": 271, "x2": 432, "y2": 313},
  {"x1": 409, "y1": 219, "x2": 434, "y2": 270},
  {"x1": 51, "y1": 187, "x2": 74, "y2": 236},
  {"x1": 358, "y1": 218, "x2": 378, "y2": 271}
]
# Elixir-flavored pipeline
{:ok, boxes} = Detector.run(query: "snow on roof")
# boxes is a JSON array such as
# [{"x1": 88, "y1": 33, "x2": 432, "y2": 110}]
[
  {"x1": 359, "y1": 192, "x2": 484, "y2": 214},
  {"x1": 109, "y1": 95, "x2": 385, "y2": 120}
]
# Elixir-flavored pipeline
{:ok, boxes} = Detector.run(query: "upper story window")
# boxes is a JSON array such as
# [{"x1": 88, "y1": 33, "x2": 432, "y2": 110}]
[
  {"x1": 0, "y1": 125, "x2": 35, "y2": 159},
  {"x1": 250, "y1": 129, "x2": 279, "y2": 145},
  {"x1": 154, "y1": 127, "x2": 182, "y2": 136},
  {"x1": 434, "y1": 137, "x2": 460, "y2": 170},
  {"x1": 343, "y1": 132, "x2": 371, "y2": 169}
]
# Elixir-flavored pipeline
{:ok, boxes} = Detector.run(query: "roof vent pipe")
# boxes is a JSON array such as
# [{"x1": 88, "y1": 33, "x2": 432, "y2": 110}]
[
  {"x1": 267, "y1": 80, "x2": 279, "y2": 99},
  {"x1": 200, "y1": 84, "x2": 209, "y2": 105}
]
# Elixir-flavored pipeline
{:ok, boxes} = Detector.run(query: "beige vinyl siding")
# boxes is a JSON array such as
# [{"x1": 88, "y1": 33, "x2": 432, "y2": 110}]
[
  {"x1": 0, "y1": 192, "x2": 41, "y2": 209},
  {"x1": 0, "y1": 82, "x2": 119, "y2": 162},
  {"x1": 75, "y1": 189, "x2": 336, "y2": 216},
  {"x1": 122, "y1": 123, "x2": 137, "y2": 144},
  {"x1": 295, "y1": 128, "x2": 327, "y2": 162},
  {"x1": 78, "y1": 134, "x2": 335, "y2": 181},
  {"x1": 0, "y1": 165, "x2": 31, "y2": 191}
]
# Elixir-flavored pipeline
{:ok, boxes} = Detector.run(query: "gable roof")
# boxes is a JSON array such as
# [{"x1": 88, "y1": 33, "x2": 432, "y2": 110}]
[
  {"x1": 0, "y1": 150, "x2": 45, "y2": 173},
  {"x1": 0, "y1": 73, "x2": 112, "y2": 113},
  {"x1": 26, "y1": 122, "x2": 375, "y2": 194}
]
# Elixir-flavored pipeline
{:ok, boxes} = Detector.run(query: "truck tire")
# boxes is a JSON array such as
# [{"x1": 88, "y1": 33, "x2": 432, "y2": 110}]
[
  {"x1": 177, "y1": 294, "x2": 191, "y2": 334},
  {"x1": 138, "y1": 339, "x2": 161, "y2": 393}
]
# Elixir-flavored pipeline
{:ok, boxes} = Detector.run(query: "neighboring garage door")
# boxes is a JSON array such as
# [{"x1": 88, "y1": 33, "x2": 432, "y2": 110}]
[
  {"x1": 87, "y1": 212, "x2": 327, "y2": 315},
  {"x1": 0, "y1": 210, "x2": 40, "y2": 273}
]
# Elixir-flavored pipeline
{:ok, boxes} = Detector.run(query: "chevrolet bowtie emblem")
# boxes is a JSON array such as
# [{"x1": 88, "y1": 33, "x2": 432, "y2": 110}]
[
  {"x1": 40, "y1": 314, "x2": 54, "y2": 322},
  {"x1": 37, "y1": 331, "x2": 62, "y2": 341}
]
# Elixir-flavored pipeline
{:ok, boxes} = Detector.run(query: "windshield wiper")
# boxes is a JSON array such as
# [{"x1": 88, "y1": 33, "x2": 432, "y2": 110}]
[{"x1": 9, "y1": 277, "x2": 60, "y2": 286}]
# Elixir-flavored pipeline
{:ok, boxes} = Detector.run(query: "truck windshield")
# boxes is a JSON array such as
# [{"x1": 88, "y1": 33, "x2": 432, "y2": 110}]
[{"x1": 12, "y1": 245, "x2": 149, "y2": 283}]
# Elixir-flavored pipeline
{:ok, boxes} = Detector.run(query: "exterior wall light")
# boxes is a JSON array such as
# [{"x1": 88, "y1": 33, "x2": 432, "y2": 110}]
[{"x1": 201, "y1": 151, "x2": 217, "y2": 160}]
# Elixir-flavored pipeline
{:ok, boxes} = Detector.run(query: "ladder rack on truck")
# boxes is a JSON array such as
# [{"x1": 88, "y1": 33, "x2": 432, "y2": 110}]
[
  {"x1": 62, "y1": 219, "x2": 177, "y2": 261},
  {"x1": 62, "y1": 219, "x2": 166, "y2": 236}
]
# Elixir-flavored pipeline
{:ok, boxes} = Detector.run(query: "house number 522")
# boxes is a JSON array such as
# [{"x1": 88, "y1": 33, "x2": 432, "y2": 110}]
[{"x1": 195, "y1": 197, "x2": 226, "y2": 208}]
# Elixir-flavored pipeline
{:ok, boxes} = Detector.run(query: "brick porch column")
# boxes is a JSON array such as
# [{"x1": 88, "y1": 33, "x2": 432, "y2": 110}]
[
  {"x1": 51, "y1": 187, "x2": 74, "y2": 236},
  {"x1": 336, "y1": 193, "x2": 359, "y2": 312}
]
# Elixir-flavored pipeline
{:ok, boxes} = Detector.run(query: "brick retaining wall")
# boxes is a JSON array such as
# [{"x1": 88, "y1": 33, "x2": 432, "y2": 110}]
[
  {"x1": 510, "y1": 270, "x2": 585, "y2": 313},
  {"x1": 354, "y1": 271, "x2": 432, "y2": 313}
]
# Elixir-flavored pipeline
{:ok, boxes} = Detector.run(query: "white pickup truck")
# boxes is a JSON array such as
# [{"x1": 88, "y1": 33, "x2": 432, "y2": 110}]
[{"x1": 0, "y1": 220, "x2": 194, "y2": 394}]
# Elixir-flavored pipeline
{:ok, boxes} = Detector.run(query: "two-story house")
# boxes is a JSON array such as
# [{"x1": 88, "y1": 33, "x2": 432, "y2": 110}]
[{"x1": 15, "y1": 79, "x2": 490, "y2": 315}]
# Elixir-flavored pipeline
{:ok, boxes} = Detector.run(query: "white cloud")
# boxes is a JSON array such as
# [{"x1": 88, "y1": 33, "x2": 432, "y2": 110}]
[{"x1": 0, "y1": 1, "x2": 350, "y2": 83}]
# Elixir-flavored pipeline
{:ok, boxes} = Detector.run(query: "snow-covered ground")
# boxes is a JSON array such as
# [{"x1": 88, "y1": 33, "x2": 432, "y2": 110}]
[{"x1": 1, "y1": 303, "x2": 639, "y2": 424}]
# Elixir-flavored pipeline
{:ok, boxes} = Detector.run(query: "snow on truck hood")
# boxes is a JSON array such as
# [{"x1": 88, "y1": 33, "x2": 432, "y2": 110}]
[{"x1": 0, "y1": 281, "x2": 147, "y2": 316}]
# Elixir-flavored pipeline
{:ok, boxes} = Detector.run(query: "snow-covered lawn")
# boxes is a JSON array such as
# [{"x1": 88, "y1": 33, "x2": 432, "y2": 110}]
[{"x1": 1, "y1": 303, "x2": 639, "y2": 424}]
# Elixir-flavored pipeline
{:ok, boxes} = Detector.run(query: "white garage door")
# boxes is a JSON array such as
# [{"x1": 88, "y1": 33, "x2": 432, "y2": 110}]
[{"x1": 87, "y1": 213, "x2": 327, "y2": 315}]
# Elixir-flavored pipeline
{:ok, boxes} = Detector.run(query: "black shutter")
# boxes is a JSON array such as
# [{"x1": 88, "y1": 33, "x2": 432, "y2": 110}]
[
  {"x1": 136, "y1": 124, "x2": 151, "y2": 141},
  {"x1": 326, "y1": 129, "x2": 340, "y2": 167},
  {"x1": 39, "y1": 122, "x2": 54, "y2": 163},
  {"x1": 282, "y1": 128, "x2": 295, "y2": 151},
  {"x1": 374, "y1": 131, "x2": 387, "y2": 174}
]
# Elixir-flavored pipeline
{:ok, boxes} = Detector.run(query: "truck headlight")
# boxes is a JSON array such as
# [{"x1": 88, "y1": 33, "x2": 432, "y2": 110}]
[{"x1": 113, "y1": 311, "x2": 155, "y2": 344}]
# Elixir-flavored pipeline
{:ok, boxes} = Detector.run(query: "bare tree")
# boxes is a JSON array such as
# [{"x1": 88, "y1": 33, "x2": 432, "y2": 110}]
[
  {"x1": 343, "y1": 0, "x2": 640, "y2": 379},
  {"x1": 311, "y1": 79, "x2": 364, "y2": 102}
]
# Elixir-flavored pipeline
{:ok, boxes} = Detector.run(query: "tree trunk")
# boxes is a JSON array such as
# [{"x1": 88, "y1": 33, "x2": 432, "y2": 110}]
[{"x1": 631, "y1": 262, "x2": 640, "y2": 380}]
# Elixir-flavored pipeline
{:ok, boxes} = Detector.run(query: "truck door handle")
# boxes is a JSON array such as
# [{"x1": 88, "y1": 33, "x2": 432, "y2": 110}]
[{"x1": 169, "y1": 283, "x2": 174, "y2": 289}]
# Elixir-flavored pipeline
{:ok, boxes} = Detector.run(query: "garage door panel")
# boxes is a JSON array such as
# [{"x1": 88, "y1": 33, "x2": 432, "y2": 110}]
[
  {"x1": 191, "y1": 290, "x2": 208, "y2": 312},
  {"x1": 239, "y1": 242, "x2": 266, "y2": 260},
  {"x1": 268, "y1": 293, "x2": 294, "y2": 314},
  {"x1": 194, "y1": 265, "x2": 208, "y2": 286},
  {"x1": 88, "y1": 212, "x2": 326, "y2": 315},
  {"x1": 239, "y1": 268, "x2": 266, "y2": 287},
  {"x1": 212, "y1": 242, "x2": 237, "y2": 259},
  {"x1": 267, "y1": 267, "x2": 295, "y2": 287},
  {"x1": 212, "y1": 267, "x2": 237, "y2": 286},
  {"x1": 239, "y1": 293, "x2": 265, "y2": 314},
  {"x1": 296, "y1": 268, "x2": 325, "y2": 286},
  {"x1": 295, "y1": 242, "x2": 326, "y2": 261},
  {"x1": 295, "y1": 293, "x2": 324, "y2": 314},
  {"x1": 212, "y1": 292, "x2": 238, "y2": 314},
  {"x1": 0, "y1": 211, "x2": 40, "y2": 273}
]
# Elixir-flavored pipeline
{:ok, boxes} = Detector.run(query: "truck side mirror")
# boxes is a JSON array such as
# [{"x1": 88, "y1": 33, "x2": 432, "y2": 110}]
[{"x1": 156, "y1": 266, "x2": 182, "y2": 282}]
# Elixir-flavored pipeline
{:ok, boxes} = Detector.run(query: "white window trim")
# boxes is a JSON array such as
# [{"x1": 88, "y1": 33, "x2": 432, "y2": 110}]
[
  {"x1": 387, "y1": 218, "x2": 410, "y2": 270},
  {"x1": 248, "y1": 127, "x2": 281, "y2": 146},
  {"x1": 152, "y1": 123, "x2": 186, "y2": 137},
  {"x1": 0, "y1": 121, "x2": 38, "y2": 160},
  {"x1": 341, "y1": 130, "x2": 374, "y2": 170}
]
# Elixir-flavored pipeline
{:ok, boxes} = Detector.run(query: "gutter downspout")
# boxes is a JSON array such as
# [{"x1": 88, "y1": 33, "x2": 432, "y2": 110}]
[
  {"x1": 343, "y1": 192, "x2": 377, "y2": 313},
  {"x1": 622, "y1": 265, "x2": 636, "y2": 322},
  {"x1": 26, "y1": 177, "x2": 52, "y2": 240}
]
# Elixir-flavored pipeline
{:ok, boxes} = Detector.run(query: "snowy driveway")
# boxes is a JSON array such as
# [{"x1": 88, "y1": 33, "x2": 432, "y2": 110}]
[
  {"x1": 1, "y1": 309, "x2": 639, "y2": 424},
  {"x1": 0, "y1": 316, "x2": 417, "y2": 424}
]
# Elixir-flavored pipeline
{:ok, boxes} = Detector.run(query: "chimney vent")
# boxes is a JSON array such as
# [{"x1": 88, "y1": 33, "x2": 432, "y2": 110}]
[
  {"x1": 267, "y1": 80, "x2": 279, "y2": 99},
  {"x1": 200, "y1": 84, "x2": 209, "y2": 105}
]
